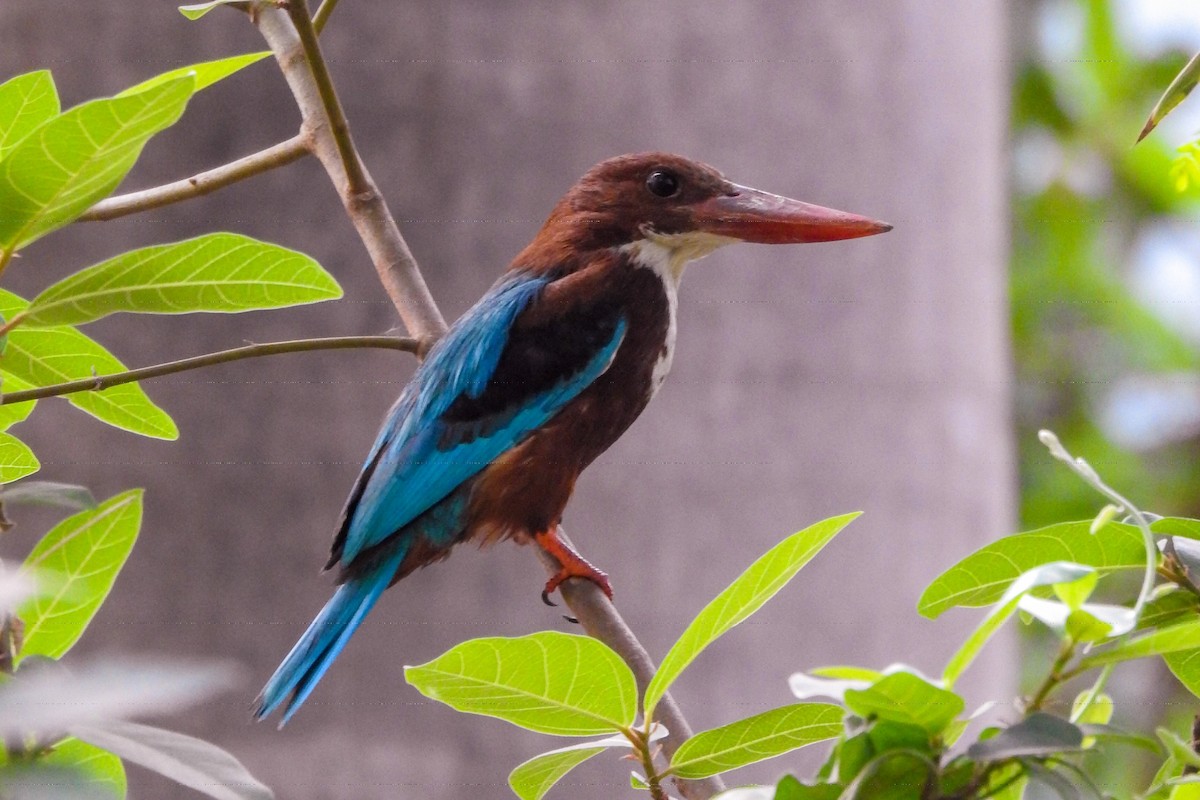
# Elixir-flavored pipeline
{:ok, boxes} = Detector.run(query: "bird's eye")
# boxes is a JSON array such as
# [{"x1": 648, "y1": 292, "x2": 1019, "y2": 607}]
[{"x1": 646, "y1": 170, "x2": 680, "y2": 198}]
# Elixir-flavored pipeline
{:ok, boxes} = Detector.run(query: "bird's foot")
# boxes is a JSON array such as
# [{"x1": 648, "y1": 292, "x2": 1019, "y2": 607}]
[{"x1": 535, "y1": 528, "x2": 614, "y2": 605}]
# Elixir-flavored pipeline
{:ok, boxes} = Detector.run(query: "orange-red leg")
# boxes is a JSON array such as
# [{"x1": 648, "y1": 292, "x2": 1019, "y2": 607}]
[{"x1": 534, "y1": 528, "x2": 613, "y2": 603}]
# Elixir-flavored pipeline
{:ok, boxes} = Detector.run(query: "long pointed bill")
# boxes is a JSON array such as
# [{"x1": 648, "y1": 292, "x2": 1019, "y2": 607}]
[{"x1": 693, "y1": 184, "x2": 892, "y2": 244}]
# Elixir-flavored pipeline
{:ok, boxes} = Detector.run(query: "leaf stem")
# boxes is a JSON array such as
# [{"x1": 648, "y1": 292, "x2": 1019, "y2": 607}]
[
  {"x1": 283, "y1": 0, "x2": 368, "y2": 197},
  {"x1": 1026, "y1": 636, "x2": 1077, "y2": 713},
  {"x1": 0, "y1": 335, "x2": 417, "y2": 405},
  {"x1": 79, "y1": 135, "x2": 310, "y2": 222}
]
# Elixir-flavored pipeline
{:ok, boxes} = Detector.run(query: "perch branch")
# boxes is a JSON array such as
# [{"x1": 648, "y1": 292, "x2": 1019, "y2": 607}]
[
  {"x1": 79, "y1": 135, "x2": 310, "y2": 222},
  {"x1": 0, "y1": 336, "x2": 416, "y2": 405},
  {"x1": 254, "y1": 5, "x2": 720, "y2": 797},
  {"x1": 255, "y1": 4, "x2": 446, "y2": 339}
]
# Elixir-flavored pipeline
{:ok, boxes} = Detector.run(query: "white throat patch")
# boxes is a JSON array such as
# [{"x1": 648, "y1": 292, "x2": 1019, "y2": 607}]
[{"x1": 618, "y1": 229, "x2": 738, "y2": 396}]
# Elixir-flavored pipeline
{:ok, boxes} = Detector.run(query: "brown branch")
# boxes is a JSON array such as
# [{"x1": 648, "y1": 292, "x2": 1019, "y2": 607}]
[
  {"x1": 79, "y1": 135, "x2": 310, "y2": 222},
  {"x1": 283, "y1": 0, "x2": 368, "y2": 197},
  {"x1": 0, "y1": 335, "x2": 416, "y2": 405},
  {"x1": 254, "y1": 5, "x2": 447, "y2": 340},
  {"x1": 252, "y1": 6, "x2": 719, "y2": 797},
  {"x1": 539, "y1": 534, "x2": 726, "y2": 800}
]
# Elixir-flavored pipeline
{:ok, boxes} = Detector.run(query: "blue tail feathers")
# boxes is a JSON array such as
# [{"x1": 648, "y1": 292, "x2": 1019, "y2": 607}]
[{"x1": 256, "y1": 547, "x2": 405, "y2": 725}]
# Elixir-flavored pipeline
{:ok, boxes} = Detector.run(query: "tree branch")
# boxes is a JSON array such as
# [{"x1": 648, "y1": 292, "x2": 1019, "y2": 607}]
[
  {"x1": 254, "y1": 5, "x2": 447, "y2": 340},
  {"x1": 539, "y1": 534, "x2": 726, "y2": 800},
  {"x1": 79, "y1": 135, "x2": 310, "y2": 222},
  {"x1": 252, "y1": 6, "x2": 719, "y2": 797},
  {"x1": 0, "y1": 335, "x2": 415, "y2": 405}
]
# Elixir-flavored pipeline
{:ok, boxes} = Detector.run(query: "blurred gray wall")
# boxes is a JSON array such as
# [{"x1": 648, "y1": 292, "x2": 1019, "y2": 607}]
[{"x1": 1, "y1": 1, "x2": 1012, "y2": 798}]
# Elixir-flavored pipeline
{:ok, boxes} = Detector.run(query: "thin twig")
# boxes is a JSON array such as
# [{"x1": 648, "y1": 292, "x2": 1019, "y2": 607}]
[
  {"x1": 0, "y1": 335, "x2": 416, "y2": 405},
  {"x1": 311, "y1": 0, "x2": 340, "y2": 34},
  {"x1": 79, "y1": 135, "x2": 310, "y2": 222},
  {"x1": 283, "y1": 0, "x2": 368, "y2": 197},
  {"x1": 254, "y1": 6, "x2": 447, "y2": 339}
]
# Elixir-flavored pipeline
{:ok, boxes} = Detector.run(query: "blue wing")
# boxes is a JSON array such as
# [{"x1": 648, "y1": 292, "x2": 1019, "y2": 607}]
[{"x1": 331, "y1": 270, "x2": 627, "y2": 567}]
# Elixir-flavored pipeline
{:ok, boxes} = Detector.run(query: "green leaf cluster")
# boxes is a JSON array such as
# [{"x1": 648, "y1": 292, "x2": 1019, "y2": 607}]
[{"x1": 406, "y1": 514, "x2": 859, "y2": 799}]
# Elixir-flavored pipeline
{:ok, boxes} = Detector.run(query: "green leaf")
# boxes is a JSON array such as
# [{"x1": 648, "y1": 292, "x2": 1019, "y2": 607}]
[
  {"x1": 0, "y1": 430, "x2": 38, "y2": 484},
  {"x1": 1071, "y1": 691, "x2": 1113, "y2": 726},
  {"x1": 1079, "y1": 619, "x2": 1200, "y2": 670},
  {"x1": 670, "y1": 703, "x2": 842, "y2": 780},
  {"x1": 0, "y1": 371, "x2": 37, "y2": 430},
  {"x1": 405, "y1": 631, "x2": 637, "y2": 736},
  {"x1": 808, "y1": 666, "x2": 880, "y2": 682},
  {"x1": 967, "y1": 713, "x2": 1083, "y2": 761},
  {"x1": 1, "y1": 480, "x2": 95, "y2": 512},
  {"x1": 25, "y1": 233, "x2": 342, "y2": 327},
  {"x1": 843, "y1": 672, "x2": 964, "y2": 735},
  {"x1": 118, "y1": 53, "x2": 270, "y2": 97},
  {"x1": 71, "y1": 719, "x2": 272, "y2": 800},
  {"x1": 508, "y1": 746, "x2": 606, "y2": 800},
  {"x1": 0, "y1": 76, "x2": 194, "y2": 249},
  {"x1": 1139, "y1": 53, "x2": 1200, "y2": 143},
  {"x1": 40, "y1": 737, "x2": 127, "y2": 799},
  {"x1": 645, "y1": 513, "x2": 859, "y2": 718},
  {"x1": 0, "y1": 289, "x2": 177, "y2": 439},
  {"x1": 919, "y1": 521, "x2": 1147, "y2": 618},
  {"x1": 943, "y1": 561, "x2": 1094, "y2": 687},
  {"x1": 1154, "y1": 518, "x2": 1200, "y2": 540},
  {"x1": 16, "y1": 490, "x2": 142, "y2": 661},
  {"x1": 0, "y1": 71, "x2": 60, "y2": 162},
  {"x1": 178, "y1": 0, "x2": 245, "y2": 20},
  {"x1": 1165, "y1": 648, "x2": 1200, "y2": 700}
]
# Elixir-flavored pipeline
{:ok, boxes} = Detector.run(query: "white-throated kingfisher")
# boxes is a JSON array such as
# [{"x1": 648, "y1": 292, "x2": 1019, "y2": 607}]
[{"x1": 257, "y1": 152, "x2": 891, "y2": 722}]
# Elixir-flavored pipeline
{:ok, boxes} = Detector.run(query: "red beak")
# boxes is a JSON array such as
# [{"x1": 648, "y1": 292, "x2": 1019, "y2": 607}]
[{"x1": 693, "y1": 184, "x2": 892, "y2": 244}]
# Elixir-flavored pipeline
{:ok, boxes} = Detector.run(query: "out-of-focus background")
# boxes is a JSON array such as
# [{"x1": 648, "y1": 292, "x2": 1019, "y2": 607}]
[{"x1": 1, "y1": 0, "x2": 1197, "y2": 797}]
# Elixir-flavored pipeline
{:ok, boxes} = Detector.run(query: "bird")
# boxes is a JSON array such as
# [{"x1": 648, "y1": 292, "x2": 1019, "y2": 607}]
[{"x1": 256, "y1": 152, "x2": 891, "y2": 723}]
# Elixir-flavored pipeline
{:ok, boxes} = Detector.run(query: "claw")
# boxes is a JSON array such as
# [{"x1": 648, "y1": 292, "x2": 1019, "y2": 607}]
[
  {"x1": 541, "y1": 589, "x2": 557, "y2": 607},
  {"x1": 535, "y1": 528, "x2": 614, "y2": 601}
]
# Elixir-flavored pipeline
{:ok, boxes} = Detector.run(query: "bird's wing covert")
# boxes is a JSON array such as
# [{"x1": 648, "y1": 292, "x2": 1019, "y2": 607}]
[{"x1": 332, "y1": 271, "x2": 627, "y2": 566}]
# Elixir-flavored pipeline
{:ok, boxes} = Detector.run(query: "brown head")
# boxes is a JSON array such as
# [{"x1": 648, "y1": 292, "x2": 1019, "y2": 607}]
[{"x1": 513, "y1": 152, "x2": 891, "y2": 273}]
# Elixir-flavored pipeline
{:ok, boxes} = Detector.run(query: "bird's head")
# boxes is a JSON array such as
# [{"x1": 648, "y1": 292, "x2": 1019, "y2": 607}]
[{"x1": 514, "y1": 152, "x2": 891, "y2": 277}]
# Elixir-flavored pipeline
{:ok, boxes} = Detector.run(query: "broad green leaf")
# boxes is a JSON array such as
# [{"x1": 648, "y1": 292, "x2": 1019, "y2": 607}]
[
  {"x1": 0, "y1": 657, "x2": 234, "y2": 737},
  {"x1": 808, "y1": 666, "x2": 880, "y2": 682},
  {"x1": 1154, "y1": 518, "x2": 1200, "y2": 540},
  {"x1": 178, "y1": 0, "x2": 245, "y2": 20},
  {"x1": 645, "y1": 513, "x2": 859, "y2": 718},
  {"x1": 0, "y1": 480, "x2": 96, "y2": 512},
  {"x1": 16, "y1": 490, "x2": 142, "y2": 661},
  {"x1": 0, "y1": 430, "x2": 38, "y2": 484},
  {"x1": 919, "y1": 521, "x2": 1147, "y2": 618},
  {"x1": 0, "y1": 71, "x2": 60, "y2": 162},
  {"x1": 0, "y1": 76, "x2": 194, "y2": 249},
  {"x1": 670, "y1": 703, "x2": 842, "y2": 779},
  {"x1": 25, "y1": 234, "x2": 342, "y2": 327},
  {"x1": 118, "y1": 53, "x2": 270, "y2": 97},
  {"x1": 509, "y1": 746, "x2": 606, "y2": 800},
  {"x1": 1071, "y1": 691, "x2": 1113, "y2": 726},
  {"x1": 1139, "y1": 590, "x2": 1200, "y2": 631},
  {"x1": 1078, "y1": 619, "x2": 1200, "y2": 670},
  {"x1": 405, "y1": 631, "x2": 637, "y2": 736},
  {"x1": 0, "y1": 371, "x2": 37, "y2": 430},
  {"x1": 967, "y1": 713, "x2": 1083, "y2": 761},
  {"x1": 72, "y1": 719, "x2": 272, "y2": 800},
  {"x1": 509, "y1": 726, "x2": 663, "y2": 799},
  {"x1": 943, "y1": 561, "x2": 1094, "y2": 687},
  {"x1": 0, "y1": 289, "x2": 177, "y2": 439},
  {"x1": 843, "y1": 672, "x2": 964, "y2": 735},
  {"x1": 1139, "y1": 53, "x2": 1200, "y2": 143},
  {"x1": 41, "y1": 737, "x2": 127, "y2": 799},
  {"x1": 1165, "y1": 648, "x2": 1200, "y2": 700}
]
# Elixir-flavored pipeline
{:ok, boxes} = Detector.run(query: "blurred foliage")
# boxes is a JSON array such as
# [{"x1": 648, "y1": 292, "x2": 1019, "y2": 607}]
[{"x1": 1014, "y1": 0, "x2": 1200, "y2": 527}]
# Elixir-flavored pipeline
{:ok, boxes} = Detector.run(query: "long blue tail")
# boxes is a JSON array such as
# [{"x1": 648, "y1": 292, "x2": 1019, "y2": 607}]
[{"x1": 256, "y1": 548, "x2": 404, "y2": 725}]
